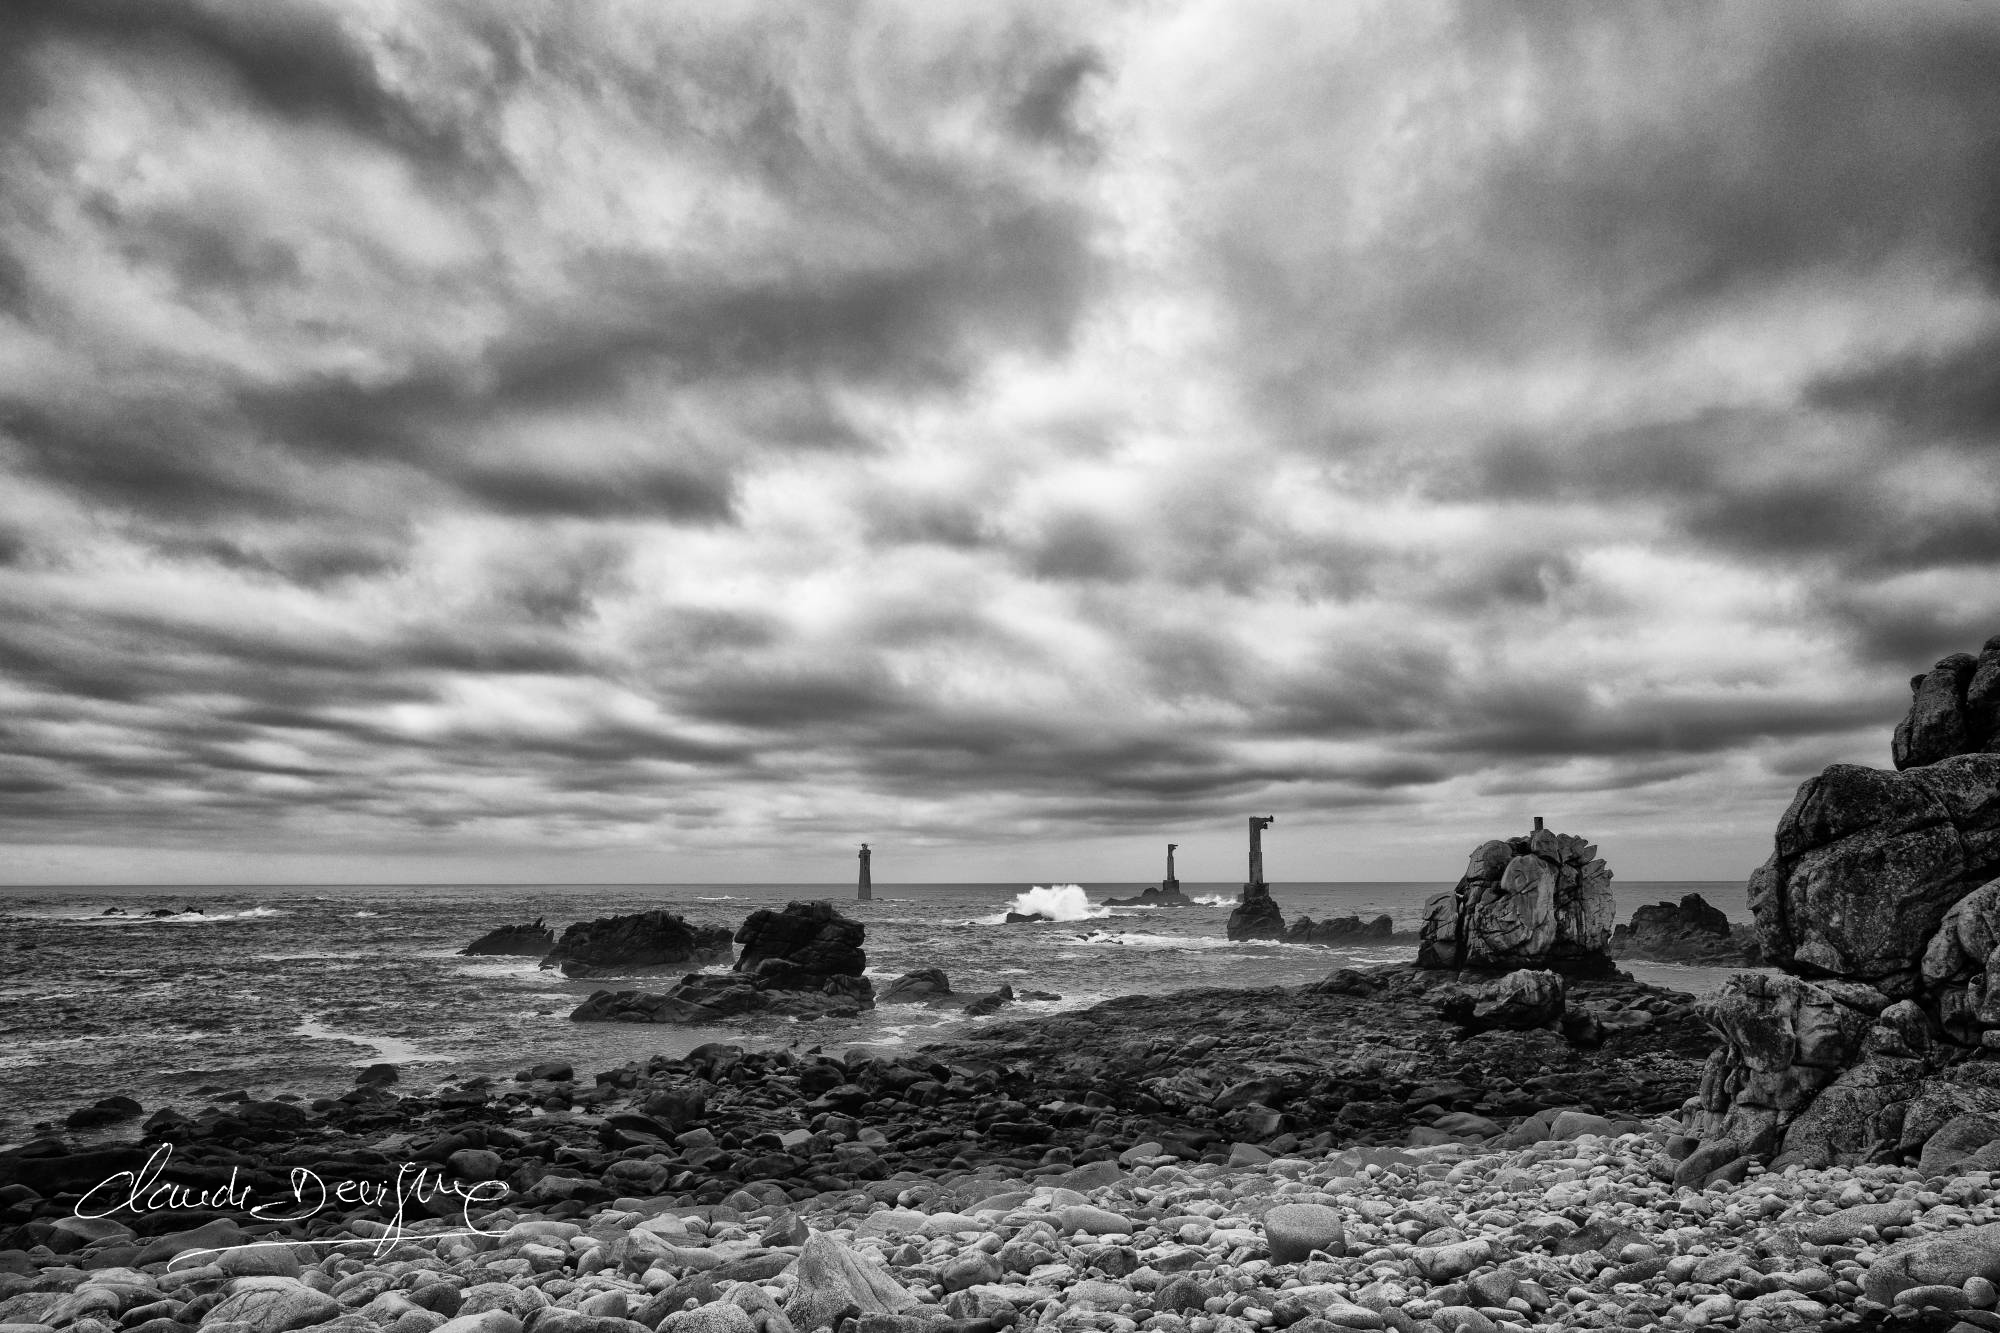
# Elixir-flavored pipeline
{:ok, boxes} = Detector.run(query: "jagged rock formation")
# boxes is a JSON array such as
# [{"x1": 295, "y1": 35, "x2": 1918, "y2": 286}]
[
  {"x1": 459, "y1": 919, "x2": 555, "y2": 956},
  {"x1": 1607, "y1": 893, "x2": 1761, "y2": 966},
  {"x1": 573, "y1": 900, "x2": 875, "y2": 1024},
  {"x1": 1226, "y1": 882, "x2": 1286, "y2": 941},
  {"x1": 1686, "y1": 632, "x2": 2000, "y2": 1169},
  {"x1": 1417, "y1": 822, "x2": 1615, "y2": 975},
  {"x1": 1437, "y1": 969, "x2": 1567, "y2": 1032},
  {"x1": 1283, "y1": 913, "x2": 1393, "y2": 945},
  {"x1": 1893, "y1": 637, "x2": 2000, "y2": 770},
  {"x1": 541, "y1": 910, "x2": 733, "y2": 978}
]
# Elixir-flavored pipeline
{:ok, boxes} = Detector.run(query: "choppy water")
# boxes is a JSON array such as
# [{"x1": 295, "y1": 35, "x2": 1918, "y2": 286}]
[{"x1": 0, "y1": 879, "x2": 1754, "y2": 1143}]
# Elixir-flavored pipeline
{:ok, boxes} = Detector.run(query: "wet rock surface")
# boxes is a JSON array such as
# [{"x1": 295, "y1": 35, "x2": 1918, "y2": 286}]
[
  {"x1": 542, "y1": 913, "x2": 735, "y2": 980},
  {"x1": 460, "y1": 922, "x2": 557, "y2": 958},
  {"x1": 1283, "y1": 915, "x2": 1393, "y2": 946},
  {"x1": 1224, "y1": 886, "x2": 1285, "y2": 943},
  {"x1": 7, "y1": 964, "x2": 1991, "y2": 1333}
]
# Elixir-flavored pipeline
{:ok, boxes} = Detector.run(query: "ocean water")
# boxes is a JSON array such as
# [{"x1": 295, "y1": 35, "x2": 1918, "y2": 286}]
[{"x1": 0, "y1": 879, "x2": 1754, "y2": 1143}]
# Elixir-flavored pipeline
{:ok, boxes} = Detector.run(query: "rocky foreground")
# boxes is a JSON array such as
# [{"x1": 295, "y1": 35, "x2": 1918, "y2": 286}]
[
  {"x1": 8, "y1": 965, "x2": 1962, "y2": 1333},
  {"x1": 10, "y1": 1109, "x2": 2000, "y2": 1333}
]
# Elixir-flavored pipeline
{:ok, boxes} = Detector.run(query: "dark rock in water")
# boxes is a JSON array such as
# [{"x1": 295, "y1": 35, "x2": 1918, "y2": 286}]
[
  {"x1": 880, "y1": 969, "x2": 952, "y2": 1003},
  {"x1": 1003, "y1": 911, "x2": 1049, "y2": 924},
  {"x1": 460, "y1": 918, "x2": 555, "y2": 956},
  {"x1": 101, "y1": 907, "x2": 126, "y2": 916},
  {"x1": 542, "y1": 909, "x2": 733, "y2": 978},
  {"x1": 1419, "y1": 821, "x2": 1615, "y2": 975},
  {"x1": 574, "y1": 902, "x2": 875, "y2": 1024},
  {"x1": 1893, "y1": 638, "x2": 2000, "y2": 770},
  {"x1": 734, "y1": 900, "x2": 866, "y2": 977},
  {"x1": 1608, "y1": 892, "x2": 1762, "y2": 966},
  {"x1": 146, "y1": 908, "x2": 174, "y2": 917},
  {"x1": 63, "y1": 1095, "x2": 141, "y2": 1128},
  {"x1": 1226, "y1": 882, "x2": 1286, "y2": 941},
  {"x1": 1284, "y1": 912, "x2": 1393, "y2": 945},
  {"x1": 517, "y1": 1060, "x2": 574, "y2": 1082},
  {"x1": 356, "y1": 1063, "x2": 399, "y2": 1086},
  {"x1": 1104, "y1": 885, "x2": 1195, "y2": 907},
  {"x1": 961, "y1": 984, "x2": 1015, "y2": 1017}
]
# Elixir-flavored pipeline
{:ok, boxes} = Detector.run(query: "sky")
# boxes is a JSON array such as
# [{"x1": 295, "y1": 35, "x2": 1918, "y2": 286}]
[{"x1": 3, "y1": 0, "x2": 2000, "y2": 887}]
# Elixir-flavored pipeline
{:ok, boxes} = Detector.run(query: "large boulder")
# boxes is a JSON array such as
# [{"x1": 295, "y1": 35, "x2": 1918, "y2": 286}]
[
  {"x1": 460, "y1": 919, "x2": 555, "y2": 957},
  {"x1": 733, "y1": 900, "x2": 867, "y2": 978},
  {"x1": 541, "y1": 910, "x2": 733, "y2": 978},
  {"x1": 1607, "y1": 893, "x2": 1761, "y2": 966},
  {"x1": 1418, "y1": 824, "x2": 1615, "y2": 974},
  {"x1": 1747, "y1": 753, "x2": 2000, "y2": 989},
  {"x1": 1226, "y1": 882, "x2": 1286, "y2": 941},
  {"x1": 1893, "y1": 637, "x2": 2000, "y2": 770},
  {"x1": 1683, "y1": 972, "x2": 1877, "y2": 1160},
  {"x1": 1438, "y1": 968, "x2": 1565, "y2": 1032}
]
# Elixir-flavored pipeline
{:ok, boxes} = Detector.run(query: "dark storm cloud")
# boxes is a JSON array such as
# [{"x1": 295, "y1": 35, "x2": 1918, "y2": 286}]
[
  {"x1": 0, "y1": 0, "x2": 473, "y2": 161},
  {"x1": 1808, "y1": 330, "x2": 2000, "y2": 446}
]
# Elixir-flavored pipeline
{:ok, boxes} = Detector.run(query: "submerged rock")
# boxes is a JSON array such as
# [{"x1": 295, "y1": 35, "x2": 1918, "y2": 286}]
[{"x1": 460, "y1": 919, "x2": 555, "y2": 957}]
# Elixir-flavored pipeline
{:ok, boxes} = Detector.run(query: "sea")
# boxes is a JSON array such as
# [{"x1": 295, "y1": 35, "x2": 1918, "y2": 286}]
[{"x1": 0, "y1": 880, "x2": 1759, "y2": 1145}]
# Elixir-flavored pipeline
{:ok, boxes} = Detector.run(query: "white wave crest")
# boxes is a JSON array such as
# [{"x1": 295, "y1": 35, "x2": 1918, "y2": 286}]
[
  {"x1": 999, "y1": 884, "x2": 1108, "y2": 923},
  {"x1": 1191, "y1": 893, "x2": 1234, "y2": 906}
]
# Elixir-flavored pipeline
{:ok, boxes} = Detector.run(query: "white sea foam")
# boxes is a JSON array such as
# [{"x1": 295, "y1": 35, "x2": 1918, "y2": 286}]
[
  {"x1": 1191, "y1": 893, "x2": 1234, "y2": 906},
  {"x1": 998, "y1": 884, "x2": 1108, "y2": 923}
]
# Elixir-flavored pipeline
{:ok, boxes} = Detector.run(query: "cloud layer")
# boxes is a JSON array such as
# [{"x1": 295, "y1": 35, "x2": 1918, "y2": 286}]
[{"x1": 4, "y1": 0, "x2": 1999, "y2": 883}]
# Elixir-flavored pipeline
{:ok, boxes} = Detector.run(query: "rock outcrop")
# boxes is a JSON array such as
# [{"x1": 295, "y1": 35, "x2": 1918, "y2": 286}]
[
  {"x1": 733, "y1": 900, "x2": 867, "y2": 978},
  {"x1": 1226, "y1": 882, "x2": 1286, "y2": 941},
  {"x1": 541, "y1": 910, "x2": 734, "y2": 978},
  {"x1": 1439, "y1": 968, "x2": 1566, "y2": 1033},
  {"x1": 1685, "y1": 632, "x2": 2000, "y2": 1170},
  {"x1": 1607, "y1": 893, "x2": 1760, "y2": 966},
  {"x1": 879, "y1": 968, "x2": 952, "y2": 1003},
  {"x1": 572, "y1": 901, "x2": 875, "y2": 1025},
  {"x1": 1284, "y1": 913, "x2": 1393, "y2": 945},
  {"x1": 1417, "y1": 822, "x2": 1615, "y2": 975},
  {"x1": 1893, "y1": 637, "x2": 2000, "y2": 770},
  {"x1": 460, "y1": 919, "x2": 555, "y2": 957},
  {"x1": 1104, "y1": 885, "x2": 1195, "y2": 907}
]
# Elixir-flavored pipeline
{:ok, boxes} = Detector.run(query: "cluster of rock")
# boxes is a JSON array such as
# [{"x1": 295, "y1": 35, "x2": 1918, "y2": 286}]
[
  {"x1": 1417, "y1": 823, "x2": 1616, "y2": 976},
  {"x1": 460, "y1": 920, "x2": 555, "y2": 957},
  {"x1": 573, "y1": 902, "x2": 873, "y2": 1025},
  {"x1": 542, "y1": 912, "x2": 734, "y2": 979},
  {"x1": 1284, "y1": 913, "x2": 1393, "y2": 945},
  {"x1": 874, "y1": 969, "x2": 1049, "y2": 1017},
  {"x1": 1686, "y1": 633, "x2": 2000, "y2": 1173},
  {"x1": 1225, "y1": 883, "x2": 1286, "y2": 942},
  {"x1": 1606, "y1": 894, "x2": 1761, "y2": 967},
  {"x1": 1893, "y1": 634, "x2": 2000, "y2": 769}
]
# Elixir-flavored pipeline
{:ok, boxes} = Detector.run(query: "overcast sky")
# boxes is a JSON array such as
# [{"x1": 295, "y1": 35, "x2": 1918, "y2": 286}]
[{"x1": 4, "y1": 0, "x2": 1999, "y2": 887}]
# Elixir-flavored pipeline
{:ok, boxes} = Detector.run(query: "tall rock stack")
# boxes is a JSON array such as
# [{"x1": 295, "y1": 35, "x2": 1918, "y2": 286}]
[
  {"x1": 1686, "y1": 635, "x2": 2000, "y2": 1169},
  {"x1": 1417, "y1": 818, "x2": 1616, "y2": 975}
]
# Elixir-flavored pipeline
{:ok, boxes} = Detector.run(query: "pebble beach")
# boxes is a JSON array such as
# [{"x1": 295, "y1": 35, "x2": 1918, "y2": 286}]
[{"x1": 10, "y1": 1114, "x2": 2000, "y2": 1333}]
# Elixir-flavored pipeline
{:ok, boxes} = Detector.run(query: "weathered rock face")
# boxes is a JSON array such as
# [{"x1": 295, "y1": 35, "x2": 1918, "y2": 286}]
[
  {"x1": 1747, "y1": 753, "x2": 2000, "y2": 988},
  {"x1": 1284, "y1": 913, "x2": 1393, "y2": 945},
  {"x1": 1893, "y1": 637, "x2": 2000, "y2": 770},
  {"x1": 542, "y1": 910, "x2": 733, "y2": 978},
  {"x1": 1685, "y1": 632, "x2": 2000, "y2": 1170},
  {"x1": 733, "y1": 900, "x2": 867, "y2": 979},
  {"x1": 1226, "y1": 882, "x2": 1286, "y2": 941},
  {"x1": 1418, "y1": 824, "x2": 1615, "y2": 974},
  {"x1": 1437, "y1": 968, "x2": 1565, "y2": 1032},
  {"x1": 1607, "y1": 893, "x2": 1760, "y2": 966},
  {"x1": 1104, "y1": 885, "x2": 1194, "y2": 907},
  {"x1": 879, "y1": 968, "x2": 952, "y2": 1003},
  {"x1": 459, "y1": 919, "x2": 554, "y2": 957}
]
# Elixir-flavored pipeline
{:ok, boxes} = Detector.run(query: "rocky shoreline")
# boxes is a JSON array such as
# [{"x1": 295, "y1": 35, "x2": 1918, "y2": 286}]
[{"x1": 9, "y1": 961, "x2": 2000, "y2": 1333}]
